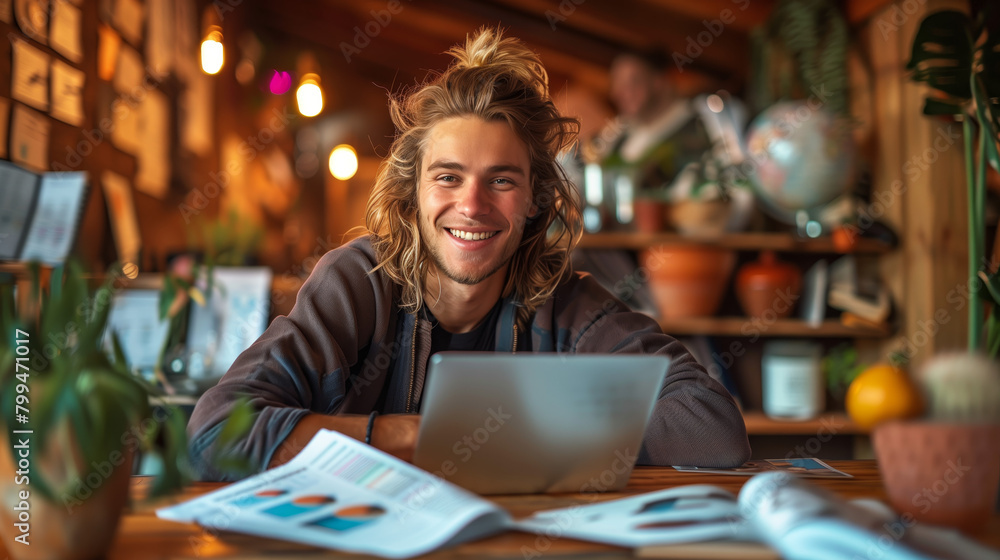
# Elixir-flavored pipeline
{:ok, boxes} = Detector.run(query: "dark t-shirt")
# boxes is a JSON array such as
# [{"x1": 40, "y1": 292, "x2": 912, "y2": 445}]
[{"x1": 426, "y1": 299, "x2": 502, "y2": 355}]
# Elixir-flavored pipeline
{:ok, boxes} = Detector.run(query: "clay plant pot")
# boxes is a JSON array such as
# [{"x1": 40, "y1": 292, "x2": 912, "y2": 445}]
[
  {"x1": 0, "y1": 423, "x2": 133, "y2": 560},
  {"x1": 641, "y1": 246, "x2": 736, "y2": 319},
  {"x1": 735, "y1": 251, "x2": 802, "y2": 320},
  {"x1": 872, "y1": 420, "x2": 1000, "y2": 535},
  {"x1": 633, "y1": 198, "x2": 668, "y2": 233}
]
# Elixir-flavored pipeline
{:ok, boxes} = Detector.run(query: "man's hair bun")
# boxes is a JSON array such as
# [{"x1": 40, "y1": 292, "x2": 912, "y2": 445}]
[{"x1": 446, "y1": 26, "x2": 549, "y2": 100}]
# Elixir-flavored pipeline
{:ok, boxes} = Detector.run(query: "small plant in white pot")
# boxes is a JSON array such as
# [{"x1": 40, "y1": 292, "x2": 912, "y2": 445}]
[{"x1": 872, "y1": 352, "x2": 1000, "y2": 534}]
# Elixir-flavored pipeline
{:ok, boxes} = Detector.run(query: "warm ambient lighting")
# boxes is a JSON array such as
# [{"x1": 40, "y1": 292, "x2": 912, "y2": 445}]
[
  {"x1": 329, "y1": 144, "x2": 358, "y2": 180},
  {"x1": 296, "y1": 74, "x2": 324, "y2": 117},
  {"x1": 201, "y1": 27, "x2": 224, "y2": 75}
]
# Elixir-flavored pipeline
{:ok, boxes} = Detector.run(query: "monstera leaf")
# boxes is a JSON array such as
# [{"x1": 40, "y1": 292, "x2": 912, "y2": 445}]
[{"x1": 908, "y1": 8, "x2": 1000, "y2": 171}]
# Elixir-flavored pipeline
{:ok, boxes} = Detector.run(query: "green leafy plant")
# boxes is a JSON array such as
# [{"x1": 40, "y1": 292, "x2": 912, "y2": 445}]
[
  {"x1": 822, "y1": 343, "x2": 867, "y2": 400},
  {"x1": 907, "y1": 4, "x2": 1000, "y2": 356},
  {"x1": 751, "y1": 0, "x2": 851, "y2": 117},
  {"x1": 0, "y1": 262, "x2": 190, "y2": 501},
  {"x1": 0, "y1": 263, "x2": 257, "y2": 503}
]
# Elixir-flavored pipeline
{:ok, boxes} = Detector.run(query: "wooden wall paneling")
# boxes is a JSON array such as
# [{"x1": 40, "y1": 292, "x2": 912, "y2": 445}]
[{"x1": 897, "y1": 0, "x2": 970, "y2": 361}]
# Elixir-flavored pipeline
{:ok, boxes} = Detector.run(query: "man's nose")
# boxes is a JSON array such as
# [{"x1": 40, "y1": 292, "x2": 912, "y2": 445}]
[{"x1": 455, "y1": 180, "x2": 490, "y2": 217}]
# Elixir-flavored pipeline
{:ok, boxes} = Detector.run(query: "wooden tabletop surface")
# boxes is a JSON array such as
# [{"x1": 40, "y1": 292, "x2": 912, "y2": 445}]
[{"x1": 12, "y1": 461, "x2": 999, "y2": 559}]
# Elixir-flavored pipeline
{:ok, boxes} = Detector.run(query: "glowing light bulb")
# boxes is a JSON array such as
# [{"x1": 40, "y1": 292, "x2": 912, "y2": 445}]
[
  {"x1": 201, "y1": 28, "x2": 224, "y2": 75},
  {"x1": 329, "y1": 144, "x2": 358, "y2": 180},
  {"x1": 296, "y1": 74, "x2": 323, "y2": 117}
]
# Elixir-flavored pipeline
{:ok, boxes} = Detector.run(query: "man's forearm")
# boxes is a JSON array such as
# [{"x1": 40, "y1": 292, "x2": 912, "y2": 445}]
[{"x1": 267, "y1": 413, "x2": 420, "y2": 468}]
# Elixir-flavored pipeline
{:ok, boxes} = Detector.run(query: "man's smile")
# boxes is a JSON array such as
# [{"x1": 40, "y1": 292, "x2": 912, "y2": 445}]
[{"x1": 448, "y1": 228, "x2": 499, "y2": 241}]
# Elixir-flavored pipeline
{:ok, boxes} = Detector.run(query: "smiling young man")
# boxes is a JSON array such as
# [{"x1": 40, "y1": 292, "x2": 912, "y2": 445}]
[{"x1": 187, "y1": 29, "x2": 750, "y2": 481}]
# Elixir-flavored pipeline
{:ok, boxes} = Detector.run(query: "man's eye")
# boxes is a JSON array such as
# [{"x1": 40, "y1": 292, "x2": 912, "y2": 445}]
[
  {"x1": 438, "y1": 175, "x2": 458, "y2": 183},
  {"x1": 492, "y1": 178, "x2": 513, "y2": 186}
]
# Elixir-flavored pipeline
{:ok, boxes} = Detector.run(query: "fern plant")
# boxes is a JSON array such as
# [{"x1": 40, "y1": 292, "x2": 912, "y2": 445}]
[{"x1": 750, "y1": 0, "x2": 850, "y2": 117}]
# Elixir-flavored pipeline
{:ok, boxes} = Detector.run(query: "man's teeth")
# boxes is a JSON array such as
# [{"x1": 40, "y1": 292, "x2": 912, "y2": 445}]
[{"x1": 449, "y1": 229, "x2": 497, "y2": 241}]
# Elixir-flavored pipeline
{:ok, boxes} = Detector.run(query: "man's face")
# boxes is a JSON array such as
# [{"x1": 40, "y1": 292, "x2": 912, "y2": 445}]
[
  {"x1": 417, "y1": 116, "x2": 536, "y2": 286},
  {"x1": 609, "y1": 56, "x2": 657, "y2": 119}
]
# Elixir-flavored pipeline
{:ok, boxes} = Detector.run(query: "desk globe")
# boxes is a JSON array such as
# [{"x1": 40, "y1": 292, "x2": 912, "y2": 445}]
[{"x1": 744, "y1": 101, "x2": 856, "y2": 234}]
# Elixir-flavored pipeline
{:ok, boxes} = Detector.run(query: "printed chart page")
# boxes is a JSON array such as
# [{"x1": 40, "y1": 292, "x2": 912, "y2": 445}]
[{"x1": 158, "y1": 429, "x2": 510, "y2": 558}]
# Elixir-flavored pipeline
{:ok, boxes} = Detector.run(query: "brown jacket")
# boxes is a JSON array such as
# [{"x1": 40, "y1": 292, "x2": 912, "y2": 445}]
[{"x1": 188, "y1": 237, "x2": 750, "y2": 480}]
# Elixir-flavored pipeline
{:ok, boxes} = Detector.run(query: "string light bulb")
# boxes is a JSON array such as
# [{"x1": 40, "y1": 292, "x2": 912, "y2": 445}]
[
  {"x1": 201, "y1": 26, "x2": 224, "y2": 75},
  {"x1": 329, "y1": 144, "x2": 358, "y2": 180},
  {"x1": 296, "y1": 73, "x2": 324, "y2": 117}
]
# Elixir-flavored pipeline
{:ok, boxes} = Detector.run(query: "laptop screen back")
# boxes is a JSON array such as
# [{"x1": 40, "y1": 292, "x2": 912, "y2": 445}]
[{"x1": 412, "y1": 353, "x2": 669, "y2": 495}]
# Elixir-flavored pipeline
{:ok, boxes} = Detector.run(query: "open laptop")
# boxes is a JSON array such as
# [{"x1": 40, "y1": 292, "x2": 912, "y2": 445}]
[{"x1": 412, "y1": 353, "x2": 669, "y2": 495}]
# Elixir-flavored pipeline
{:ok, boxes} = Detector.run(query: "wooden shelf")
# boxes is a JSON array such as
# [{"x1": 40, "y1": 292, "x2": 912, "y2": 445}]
[
  {"x1": 659, "y1": 317, "x2": 891, "y2": 338},
  {"x1": 743, "y1": 412, "x2": 867, "y2": 435},
  {"x1": 578, "y1": 231, "x2": 893, "y2": 254}
]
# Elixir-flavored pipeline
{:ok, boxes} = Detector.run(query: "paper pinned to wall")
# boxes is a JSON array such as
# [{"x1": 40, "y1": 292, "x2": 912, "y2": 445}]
[
  {"x1": 181, "y1": 70, "x2": 213, "y2": 156},
  {"x1": 113, "y1": 44, "x2": 144, "y2": 95},
  {"x1": 13, "y1": 0, "x2": 47, "y2": 43},
  {"x1": 0, "y1": 161, "x2": 39, "y2": 260},
  {"x1": 50, "y1": 0, "x2": 83, "y2": 63},
  {"x1": 111, "y1": 94, "x2": 141, "y2": 155},
  {"x1": 146, "y1": 0, "x2": 173, "y2": 77},
  {"x1": 113, "y1": 0, "x2": 144, "y2": 46},
  {"x1": 11, "y1": 37, "x2": 50, "y2": 111},
  {"x1": 102, "y1": 171, "x2": 142, "y2": 266},
  {"x1": 10, "y1": 103, "x2": 50, "y2": 172},
  {"x1": 135, "y1": 89, "x2": 170, "y2": 199},
  {"x1": 51, "y1": 60, "x2": 85, "y2": 126},
  {"x1": 98, "y1": 23, "x2": 121, "y2": 81},
  {"x1": 0, "y1": 97, "x2": 9, "y2": 159},
  {"x1": 20, "y1": 170, "x2": 89, "y2": 264}
]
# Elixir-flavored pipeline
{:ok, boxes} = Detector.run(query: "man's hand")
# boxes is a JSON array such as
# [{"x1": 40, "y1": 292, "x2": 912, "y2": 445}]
[
  {"x1": 372, "y1": 414, "x2": 421, "y2": 463},
  {"x1": 268, "y1": 413, "x2": 421, "y2": 469}
]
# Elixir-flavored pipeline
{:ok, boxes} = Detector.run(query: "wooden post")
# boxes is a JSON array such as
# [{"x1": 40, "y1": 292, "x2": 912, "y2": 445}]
[{"x1": 863, "y1": 0, "x2": 970, "y2": 365}]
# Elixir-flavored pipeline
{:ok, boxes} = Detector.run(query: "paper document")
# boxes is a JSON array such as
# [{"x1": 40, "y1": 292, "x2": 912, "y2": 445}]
[
  {"x1": 157, "y1": 430, "x2": 511, "y2": 558},
  {"x1": 672, "y1": 458, "x2": 852, "y2": 478}
]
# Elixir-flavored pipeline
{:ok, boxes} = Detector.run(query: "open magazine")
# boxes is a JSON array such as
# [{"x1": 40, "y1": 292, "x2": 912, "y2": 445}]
[
  {"x1": 157, "y1": 429, "x2": 510, "y2": 558},
  {"x1": 516, "y1": 472, "x2": 1000, "y2": 560}
]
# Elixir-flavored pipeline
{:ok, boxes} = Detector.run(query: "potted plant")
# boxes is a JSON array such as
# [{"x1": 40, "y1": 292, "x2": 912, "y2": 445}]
[
  {"x1": 906, "y1": 3, "x2": 1000, "y2": 353},
  {"x1": 872, "y1": 352, "x2": 1000, "y2": 534},
  {"x1": 667, "y1": 155, "x2": 754, "y2": 237},
  {"x1": 864, "y1": 7, "x2": 1000, "y2": 536},
  {"x1": 0, "y1": 262, "x2": 191, "y2": 560}
]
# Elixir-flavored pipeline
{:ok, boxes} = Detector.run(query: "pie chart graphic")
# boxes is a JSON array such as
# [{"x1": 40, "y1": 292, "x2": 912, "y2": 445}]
[
  {"x1": 230, "y1": 489, "x2": 288, "y2": 508},
  {"x1": 309, "y1": 505, "x2": 387, "y2": 532},
  {"x1": 263, "y1": 495, "x2": 336, "y2": 518}
]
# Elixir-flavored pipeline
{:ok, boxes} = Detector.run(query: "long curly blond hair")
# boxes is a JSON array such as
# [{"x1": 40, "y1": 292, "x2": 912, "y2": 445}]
[{"x1": 365, "y1": 27, "x2": 582, "y2": 318}]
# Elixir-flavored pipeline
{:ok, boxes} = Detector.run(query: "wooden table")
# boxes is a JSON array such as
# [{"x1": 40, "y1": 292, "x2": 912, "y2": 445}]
[{"x1": 81, "y1": 461, "x2": 1000, "y2": 558}]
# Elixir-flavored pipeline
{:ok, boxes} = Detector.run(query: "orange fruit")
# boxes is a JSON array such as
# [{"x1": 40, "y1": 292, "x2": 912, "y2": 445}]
[{"x1": 846, "y1": 364, "x2": 924, "y2": 430}]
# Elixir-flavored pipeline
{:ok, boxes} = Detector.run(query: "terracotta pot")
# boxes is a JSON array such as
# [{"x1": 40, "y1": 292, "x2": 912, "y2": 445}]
[
  {"x1": 633, "y1": 199, "x2": 667, "y2": 233},
  {"x1": 0, "y1": 423, "x2": 133, "y2": 560},
  {"x1": 735, "y1": 251, "x2": 801, "y2": 319},
  {"x1": 669, "y1": 199, "x2": 731, "y2": 237},
  {"x1": 873, "y1": 420, "x2": 1000, "y2": 534},
  {"x1": 641, "y1": 246, "x2": 736, "y2": 319}
]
